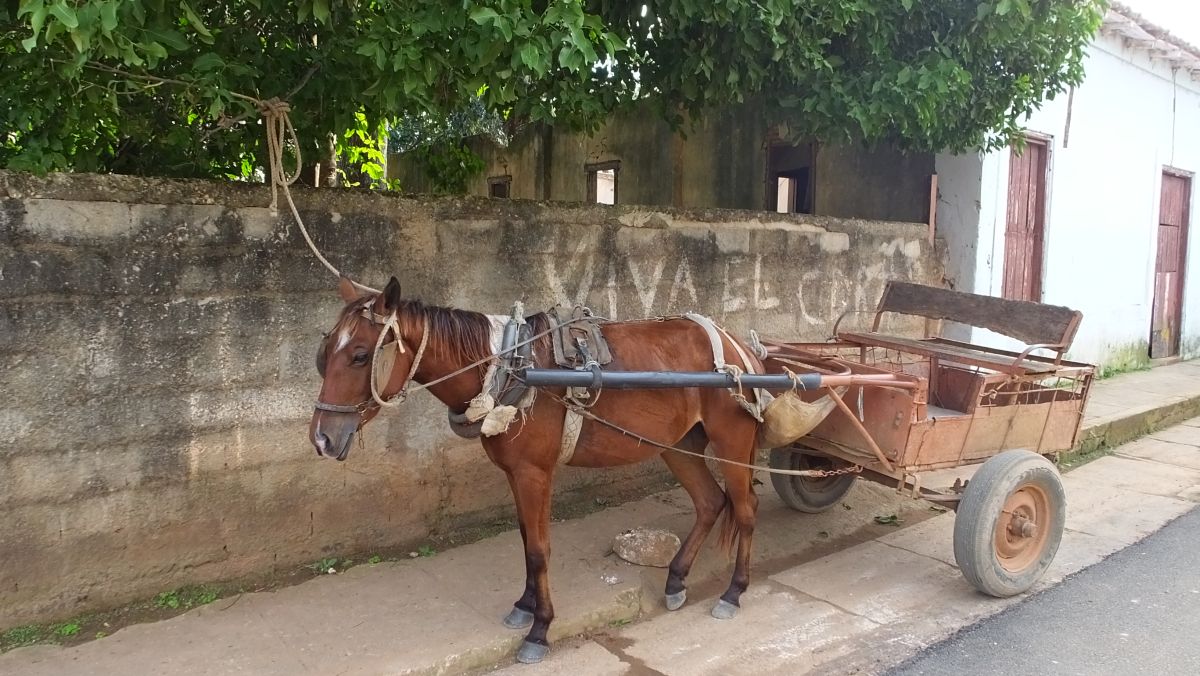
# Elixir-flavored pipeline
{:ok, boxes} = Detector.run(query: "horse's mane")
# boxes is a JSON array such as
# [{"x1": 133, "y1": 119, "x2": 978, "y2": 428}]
[{"x1": 332, "y1": 296, "x2": 500, "y2": 365}]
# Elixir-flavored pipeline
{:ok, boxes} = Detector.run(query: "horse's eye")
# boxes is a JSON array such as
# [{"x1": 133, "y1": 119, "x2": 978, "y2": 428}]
[{"x1": 351, "y1": 352, "x2": 369, "y2": 365}]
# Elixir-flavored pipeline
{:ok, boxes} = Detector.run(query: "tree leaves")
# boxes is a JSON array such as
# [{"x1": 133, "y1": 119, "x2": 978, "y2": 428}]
[
  {"x1": 1, "y1": 0, "x2": 1105, "y2": 181},
  {"x1": 47, "y1": 2, "x2": 78, "y2": 30}
]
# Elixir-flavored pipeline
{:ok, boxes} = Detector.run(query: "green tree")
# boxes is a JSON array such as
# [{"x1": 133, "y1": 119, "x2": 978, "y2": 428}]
[
  {"x1": 2, "y1": 0, "x2": 625, "y2": 180},
  {"x1": 2, "y1": 1, "x2": 1104, "y2": 181},
  {"x1": 604, "y1": 0, "x2": 1106, "y2": 151}
]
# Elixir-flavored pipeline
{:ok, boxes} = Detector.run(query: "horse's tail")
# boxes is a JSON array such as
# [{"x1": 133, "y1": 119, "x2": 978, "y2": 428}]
[{"x1": 715, "y1": 491, "x2": 738, "y2": 557}]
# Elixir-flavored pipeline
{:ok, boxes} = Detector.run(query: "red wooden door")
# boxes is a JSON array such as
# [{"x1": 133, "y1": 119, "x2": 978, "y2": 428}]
[
  {"x1": 1150, "y1": 172, "x2": 1191, "y2": 359},
  {"x1": 1003, "y1": 139, "x2": 1048, "y2": 302}
]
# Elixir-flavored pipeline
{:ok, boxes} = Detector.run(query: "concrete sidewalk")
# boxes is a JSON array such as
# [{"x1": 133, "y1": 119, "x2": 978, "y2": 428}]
[{"x1": 3, "y1": 361, "x2": 1200, "y2": 676}]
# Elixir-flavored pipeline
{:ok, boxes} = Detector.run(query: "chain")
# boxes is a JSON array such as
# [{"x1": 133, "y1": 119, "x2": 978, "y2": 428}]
[{"x1": 801, "y1": 464, "x2": 865, "y2": 478}]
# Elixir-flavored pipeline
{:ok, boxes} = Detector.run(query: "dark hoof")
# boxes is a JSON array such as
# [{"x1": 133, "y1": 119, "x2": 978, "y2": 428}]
[
  {"x1": 503, "y1": 606, "x2": 535, "y2": 630},
  {"x1": 516, "y1": 640, "x2": 550, "y2": 664},
  {"x1": 711, "y1": 599, "x2": 739, "y2": 620},
  {"x1": 664, "y1": 590, "x2": 687, "y2": 611}
]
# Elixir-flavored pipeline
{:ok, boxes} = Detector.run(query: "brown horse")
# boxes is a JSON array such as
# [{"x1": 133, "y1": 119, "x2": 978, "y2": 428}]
[{"x1": 310, "y1": 276, "x2": 762, "y2": 664}]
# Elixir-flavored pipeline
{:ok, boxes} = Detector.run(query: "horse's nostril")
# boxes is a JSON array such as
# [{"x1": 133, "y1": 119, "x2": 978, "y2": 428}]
[{"x1": 315, "y1": 433, "x2": 331, "y2": 455}]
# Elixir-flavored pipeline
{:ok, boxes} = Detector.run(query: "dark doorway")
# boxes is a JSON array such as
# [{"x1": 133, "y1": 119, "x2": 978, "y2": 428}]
[{"x1": 766, "y1": 142, "x2": 815, "y2": 214}]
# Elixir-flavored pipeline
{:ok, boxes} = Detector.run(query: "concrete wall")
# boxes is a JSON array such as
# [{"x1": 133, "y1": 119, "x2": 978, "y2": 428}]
[
  {"x1": 452, "y1": 106, "x2": 771, "y2": 210},
  {"x1": 0, "y1": 171, "x2": 939, "y2": 627},
  {"x1": 814, "y1": 143, "x2": 934, "y2": 223},
  {"x1": 390, "y1": 104, "x2": 934, "y2": 223},
  {"x1": 936, "y1": 35, "x2": 1200, "y2": 366}
]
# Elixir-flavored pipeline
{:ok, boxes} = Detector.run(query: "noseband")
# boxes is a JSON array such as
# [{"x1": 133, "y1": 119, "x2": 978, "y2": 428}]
[{"x1": 314, "y1": 307, "x2": 431, "y2": 418}]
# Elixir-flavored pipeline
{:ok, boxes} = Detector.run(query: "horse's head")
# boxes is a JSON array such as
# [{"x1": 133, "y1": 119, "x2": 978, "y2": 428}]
[{"x1": 309, "y1": 275, "x2": 410, "y2": 461}]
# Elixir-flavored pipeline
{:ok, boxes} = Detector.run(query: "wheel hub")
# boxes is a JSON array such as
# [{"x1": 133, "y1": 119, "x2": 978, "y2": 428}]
[{"x1": 994, "y1": 485, "x2": 1051, "y2": 573}]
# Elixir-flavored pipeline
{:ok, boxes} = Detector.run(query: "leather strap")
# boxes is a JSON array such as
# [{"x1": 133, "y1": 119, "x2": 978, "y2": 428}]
[{"x1": 559, "y1": 407, "x2": 584, "y2": 464}]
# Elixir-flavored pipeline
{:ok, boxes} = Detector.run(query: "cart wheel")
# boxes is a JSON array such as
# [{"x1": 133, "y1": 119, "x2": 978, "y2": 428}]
[
  {"x1": 953, "y1": 450, "x2": 1066, "y2": 597},
  {"x1": 768, "y1": 448, "x2": 857, "y2": 513}
]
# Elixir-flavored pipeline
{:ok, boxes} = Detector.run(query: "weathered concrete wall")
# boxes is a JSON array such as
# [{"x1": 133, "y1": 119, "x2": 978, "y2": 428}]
[
  {"x1": 0, "y1": 171, "x2": 939, "y2": 627},
  {"x1": 388, "y1": 104, "x2": 934, "y2": 222},
  {"x1": 814, "y1": 144, "x2": 934, "y2": 223}
]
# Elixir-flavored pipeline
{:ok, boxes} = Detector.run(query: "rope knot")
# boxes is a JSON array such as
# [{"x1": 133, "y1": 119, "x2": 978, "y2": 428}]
[
  {"x1": 259, "y1": 96, "x2": 301, "y2": 213},
  {"x1": 257, "y1": 97, "x2": 292, "y2": 116}
]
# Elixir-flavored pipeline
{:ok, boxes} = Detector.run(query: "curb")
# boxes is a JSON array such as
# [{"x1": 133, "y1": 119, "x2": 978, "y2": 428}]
[
  {"x1": 462, "y1": 389, "x2": 1200, "y2": 673},
  {"x1": 1071, "y1": 393, "x2": 1200, "y2": 457},
  {"x1": 425, "y1": 589, "x2": 643, "y2": 675}
]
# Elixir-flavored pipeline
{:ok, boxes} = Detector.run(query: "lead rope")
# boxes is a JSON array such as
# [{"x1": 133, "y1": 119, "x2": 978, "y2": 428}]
[
  {"x1": 259, "y1": 98, "x2": 380, "y2": 294},
  {"x1": 264, "y1": 99, "x2": 853, "y2": 480}
]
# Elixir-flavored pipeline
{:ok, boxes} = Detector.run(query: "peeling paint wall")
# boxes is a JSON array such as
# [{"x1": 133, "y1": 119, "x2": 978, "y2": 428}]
[
  {"x1": 0, "y1": 171, "x2": 939, "y2": 627},
  {"x1": 388, "y1": 105, "x2": 934, "y2": 223},
  {"x1": 936, "y1": 34, "x2": 1200, "y2": 367}
]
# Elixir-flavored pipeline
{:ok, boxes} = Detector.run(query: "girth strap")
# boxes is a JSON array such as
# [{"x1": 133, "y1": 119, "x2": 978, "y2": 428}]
[{"x1": 682, "y1": 313, "x2": 771, "y2": 422}]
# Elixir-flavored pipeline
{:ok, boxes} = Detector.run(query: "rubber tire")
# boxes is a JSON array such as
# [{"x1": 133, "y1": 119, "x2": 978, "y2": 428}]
[
  {"x1": 953, "y1": 449, "x2": 1066, "y2": 598},
  {"x1": 768, "y1": 448, "x2": 857, "y2": 513}
]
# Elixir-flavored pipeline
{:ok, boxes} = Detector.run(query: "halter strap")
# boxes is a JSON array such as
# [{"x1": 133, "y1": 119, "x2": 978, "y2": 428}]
[
  {"x1": 315, "y1": 310, "x2": 431, "y2": 414},
  {"x1": 313, "y1": 401, "x2": 365, "y2": 413},
  {"x1": 371, "y1": 314, "x2": 430, "y2": 408}
]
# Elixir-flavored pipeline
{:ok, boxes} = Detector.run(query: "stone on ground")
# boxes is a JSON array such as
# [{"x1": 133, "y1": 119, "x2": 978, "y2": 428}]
[{"x1": 612, "y1": 528, "x2": 681, "y2": 568}]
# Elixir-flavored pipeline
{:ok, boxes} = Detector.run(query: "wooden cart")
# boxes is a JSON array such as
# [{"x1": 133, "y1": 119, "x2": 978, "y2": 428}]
[{"x1": 761, "y1": 281, "x2": 1094, "y2": 597}]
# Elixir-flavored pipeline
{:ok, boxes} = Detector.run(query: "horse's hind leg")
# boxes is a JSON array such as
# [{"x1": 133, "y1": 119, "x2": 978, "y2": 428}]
[
  {"x1": 710, "y1": 462, "x2": 757, "y2": 619},
  {"x1": 661, "y1": 445, "x2": 725, "y2": 611},
  {"x1": 707, "y1": 424, "x2": 760, "y2": 620}
]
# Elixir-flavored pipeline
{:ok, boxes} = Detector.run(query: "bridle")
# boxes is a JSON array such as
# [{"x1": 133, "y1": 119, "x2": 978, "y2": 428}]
[{"x1": 314, "y1": 306, "x2": 431, "y2": 420}]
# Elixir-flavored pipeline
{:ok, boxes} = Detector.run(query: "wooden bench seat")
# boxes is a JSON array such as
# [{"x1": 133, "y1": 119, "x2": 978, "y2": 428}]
[
  {"x1": 837, "y1": 281, "x2": 1084, "y2": 376},
  {"x1": 840, "y1": 332, "x2": 1059, "y2": 375}
]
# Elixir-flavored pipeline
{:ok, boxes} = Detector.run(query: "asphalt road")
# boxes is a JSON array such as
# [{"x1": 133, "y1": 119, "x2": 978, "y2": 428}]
[{"x1": 890, "y1": 506, "x2": 1200, "y2": 676}]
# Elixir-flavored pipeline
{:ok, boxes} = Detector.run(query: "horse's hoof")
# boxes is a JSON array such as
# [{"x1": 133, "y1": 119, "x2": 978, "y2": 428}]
[
  {"x1": 711, "y1": 599, "x2": 739, "y2": 620},
  {"x1": 664, "y1": 590, "x2": 687, "y2": 611},
  {"x1": 516, "y1": 640, "x2": 550, "y2": 664},
  {"x1": 503, "y1": 606, "x2": 535, "y2": 630}
]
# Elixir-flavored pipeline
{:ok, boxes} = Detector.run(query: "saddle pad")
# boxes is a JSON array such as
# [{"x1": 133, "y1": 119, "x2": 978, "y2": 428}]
[{"x1": 547, "y1": 305, "x2": 612, "y2": 369}]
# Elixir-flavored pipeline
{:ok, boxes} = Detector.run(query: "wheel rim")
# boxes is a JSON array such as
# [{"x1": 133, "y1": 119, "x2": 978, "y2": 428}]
[{"x1": 994, "y1": 484, "x2": 1052, "y2": 573}]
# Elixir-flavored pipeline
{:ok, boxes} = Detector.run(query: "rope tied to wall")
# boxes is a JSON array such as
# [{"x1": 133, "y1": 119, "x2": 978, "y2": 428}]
[{"x1": 257, "y1": 95, "x2": 379, "y2": 294}]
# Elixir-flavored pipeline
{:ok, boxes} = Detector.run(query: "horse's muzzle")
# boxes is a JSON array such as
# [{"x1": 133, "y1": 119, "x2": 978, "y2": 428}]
[{"x1": 310, "y1": 412, "x2": 358, "y2": 462}]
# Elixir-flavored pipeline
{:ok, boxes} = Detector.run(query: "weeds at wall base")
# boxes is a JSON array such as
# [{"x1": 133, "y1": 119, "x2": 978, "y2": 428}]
[
  {"x1": 0, "y1": 474, "x2": 680, "y2": 654},
  {"x1": 1094, "y1": 340, "x2": 1152, "y2": 380}
]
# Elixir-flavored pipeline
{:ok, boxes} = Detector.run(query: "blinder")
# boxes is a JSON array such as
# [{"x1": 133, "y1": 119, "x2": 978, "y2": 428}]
[
  {"x1": 315, "y1": 305, "x2": 421, "y2": 417},
  {"x1": 373, "y1": 339, "x2": 401, "y2": 392}
]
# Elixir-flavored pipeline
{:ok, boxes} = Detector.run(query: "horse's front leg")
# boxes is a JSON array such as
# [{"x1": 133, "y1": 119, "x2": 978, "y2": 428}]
[
  {"x1": 506, "y1": 466, "x2": 556, "y2": 664},
  {"x1": 502, "y1": 474, "x2": 536, "y2": 630}
]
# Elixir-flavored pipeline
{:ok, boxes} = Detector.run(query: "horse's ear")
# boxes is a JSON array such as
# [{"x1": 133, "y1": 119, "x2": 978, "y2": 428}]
[
  {"x1": 337, "y1": 276, "x2": 359, "y2": 303},
  {"x1": 381, "y1": 276, "x2": 403, "y2": 311}
]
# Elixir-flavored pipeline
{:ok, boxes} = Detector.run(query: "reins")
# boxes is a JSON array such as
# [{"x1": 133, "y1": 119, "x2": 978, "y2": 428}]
[
  {"x1": 317, "y1": 296, "x2": 863, "y2": 478},
  {"x1": 318, "y1": 308, "x2": 593, "y2": 414},
  {"x1": 538, "y1": 390, "x2": 863, "y2": 479}
]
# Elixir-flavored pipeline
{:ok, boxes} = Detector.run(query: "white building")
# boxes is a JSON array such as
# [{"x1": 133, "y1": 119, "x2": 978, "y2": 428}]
[{"x1": 936, "y1": 3, "x2": 1200, "y2": 371}]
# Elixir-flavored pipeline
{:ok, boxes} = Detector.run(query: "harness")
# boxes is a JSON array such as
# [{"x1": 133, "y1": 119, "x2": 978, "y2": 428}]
[
  {"x1": 447, "y1": 304, "x2": 612, "y2": 467},
  {"x1": 315, "y1": 304, "x2": 768, "y2": 468},
  {"x1": 445, "y1": 304, "x2": 537, "y2": 439}
]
